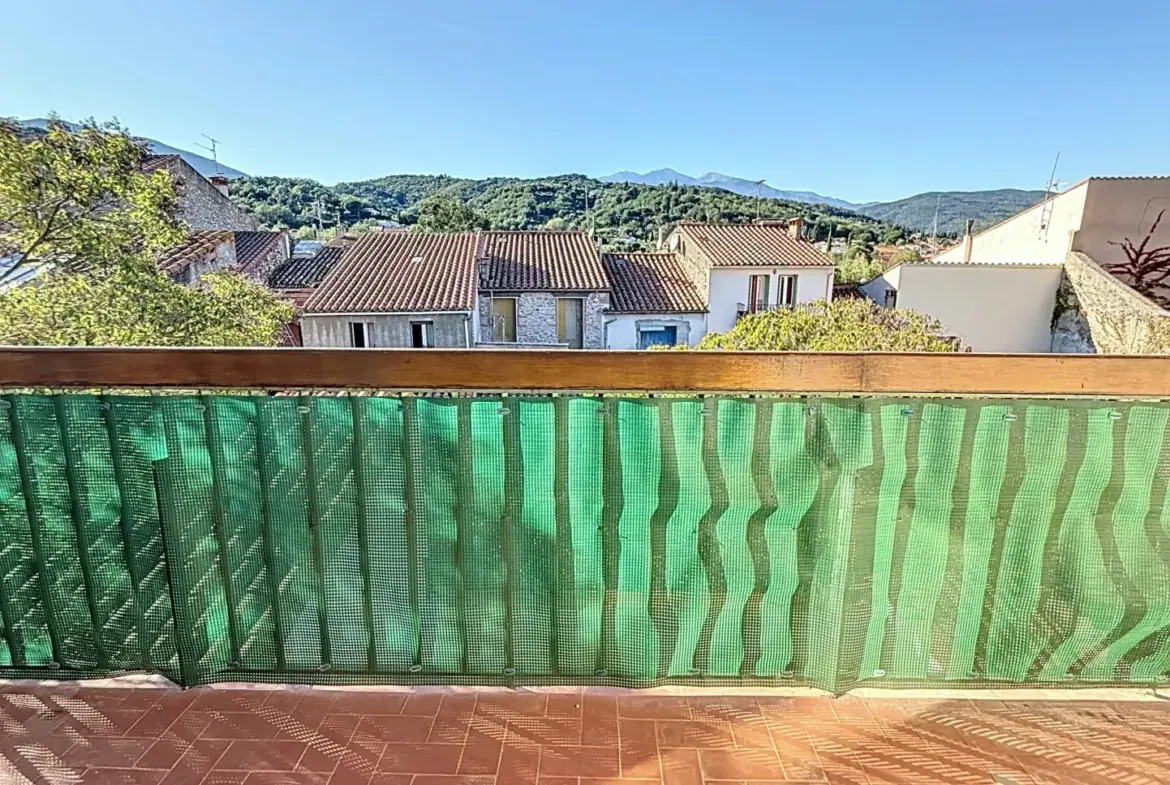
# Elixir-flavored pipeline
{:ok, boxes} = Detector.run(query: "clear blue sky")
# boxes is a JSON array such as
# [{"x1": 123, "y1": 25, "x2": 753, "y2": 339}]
[{"x1": 4, "y1": 0, "x2": 1169, "y2": 203}]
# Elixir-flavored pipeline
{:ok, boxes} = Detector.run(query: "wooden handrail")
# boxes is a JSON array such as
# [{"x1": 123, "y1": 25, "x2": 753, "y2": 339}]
[{"x1": 0, "y1": 348, "x2": 1167, "y2": 396}]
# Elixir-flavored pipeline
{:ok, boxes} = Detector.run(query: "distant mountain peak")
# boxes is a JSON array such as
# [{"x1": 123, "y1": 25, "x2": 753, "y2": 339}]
[{"x1": 599, "y1": 168, "x2": 855, "y2": 210}]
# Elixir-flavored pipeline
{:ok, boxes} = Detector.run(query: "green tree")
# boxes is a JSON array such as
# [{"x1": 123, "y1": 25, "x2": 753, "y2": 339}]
[
  {"x1": 0, "y1": 116, "x2": 185, "y2": 284},
  {"x1": 693, "y1": 299, "x2": 958, "y2": 351},
  {"x1": 835, "y1": 255, "x2": 886, "y2": 283},
  {"x1": 889, "y1": 247, "x2": 924, "y2": 265},
  {"x1": 0, "y1": 267, "x2": 293, "y2": 346},
  {"x1": 413, "y1": 195, "x2": 488, "y2": 233},
  {"x1": 881, "y1": 226, "x2": 906, "y2": 245},
  {"x1": 0, "y1": 117, "x2": 294, "y2": 346}
]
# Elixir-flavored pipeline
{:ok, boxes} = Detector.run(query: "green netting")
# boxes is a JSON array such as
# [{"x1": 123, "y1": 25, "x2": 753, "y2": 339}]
[{"x1": 1, "y1": 392, "x2": 1169, "y2": 692}]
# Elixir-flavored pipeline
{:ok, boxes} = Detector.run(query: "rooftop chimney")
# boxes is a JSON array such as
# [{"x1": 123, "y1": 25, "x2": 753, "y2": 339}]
[
  {"x1": 962, "y1": 219, "x2": 974, "y2": 263},
  {"x1": 210, "y1": 175, "x2": 230, "y2": 198},
  {"x1": 787, "y1": 217, "x2": 805, "y2": 241}
]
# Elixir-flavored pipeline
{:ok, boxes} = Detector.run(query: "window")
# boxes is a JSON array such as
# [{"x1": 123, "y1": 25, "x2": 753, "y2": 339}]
[
  {"x1": 777, "y1": 275, "x2": 798, "y2": 307},
  {"x1": 884, "y1": 289, "x2": 898, "y2": 308},
  {"x1": 557, "y1": 298, "x2": 584, "y2": 349},
  {"x1": 411, "y1": 321, "x2": 433, "y2": 348},
  {"x1": 491, "y1": 298, "x2": 517, "y2": 342},
  {"x1": 349, "y1": 322, "x2": 370, "y2": 348},
  {"x1": 748, "y1": 274, "x2": 770, "y2": 312},
  {"x1": 639, "y1": 325, "x2": 677, "y2": 349}
]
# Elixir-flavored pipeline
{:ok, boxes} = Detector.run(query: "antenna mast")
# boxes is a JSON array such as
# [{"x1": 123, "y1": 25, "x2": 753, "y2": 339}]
[
  {"x1": 194, "y1": 134, "x2": 223, "y2": 175},
  {"x1": 1037, "y1": 152, "x2": 1063, "y2": 238},
  {"x1": 755, "y1": 179, "x2": 766, "y2": 219},
  {"x1": 931, "y1": 194, "x2": 941, "y2": 242}
]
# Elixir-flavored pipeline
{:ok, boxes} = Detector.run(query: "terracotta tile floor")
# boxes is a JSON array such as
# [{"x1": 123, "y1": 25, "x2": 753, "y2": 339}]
[{"x1": 1, "y1": 684, "x2": 1169, "y2": 785}]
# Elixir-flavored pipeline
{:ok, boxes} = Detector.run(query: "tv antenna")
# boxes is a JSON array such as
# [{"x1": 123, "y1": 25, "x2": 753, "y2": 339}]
[
  {"x1": 1037, "y1": 152, "x2": 1064, "y2": 237},
  {"x1": 194, "y1": 134, "x2": 223, "y2": 175},
  {"x1": 931, "y1": 194, "x2": 941, "y2": 242},
  {"x1": 755, "y1": 179, "x2": 766, "y2": 219}
]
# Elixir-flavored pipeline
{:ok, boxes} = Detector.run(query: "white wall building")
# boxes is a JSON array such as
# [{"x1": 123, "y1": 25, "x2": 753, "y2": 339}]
[
  {"x1": 667, "y1": 220, "x2": 837, "y2": 336},
  {"x1": 602, "y1": 253, "x2": 708, "y2": 349},
  {"x1": 862, "y1": 177, "x2": 1170, "y2": 352}
]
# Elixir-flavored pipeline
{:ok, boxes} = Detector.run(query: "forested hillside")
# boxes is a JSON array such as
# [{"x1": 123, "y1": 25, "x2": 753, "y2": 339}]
[
  {"x1": 230, "y1": 173, "x2": 895, "y2": 250},
  {"x1": 855, "y1": 189, "x2": 1047, "y2": 235}
]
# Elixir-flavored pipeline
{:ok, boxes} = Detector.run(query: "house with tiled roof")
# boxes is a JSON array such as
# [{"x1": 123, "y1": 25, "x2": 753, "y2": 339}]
[
  {"x1": 268, "y1": 246, "x2": 345, "y2": 307},
  {"x1": 301, "y1": 232, "x2": 480, "y2": 348},
  {"x1": 154, "y1": 229, "x2": 290, "y2": 284},
  {"x1": 667, "y1": 219, "x2": 836, "y2": 335},
  {"x1": 602, "y1": 252, "x2": 708, "y2": 348},
  {"x1": 477, "y1": 231, "x2": 610, "y2": 348}
]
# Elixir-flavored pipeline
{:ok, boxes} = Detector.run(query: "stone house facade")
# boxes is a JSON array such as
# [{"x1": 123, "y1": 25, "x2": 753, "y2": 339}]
[
  {"x1": 477, "y1": 231, "x2": 611, "y2": 348},
  {"x1": 143, "y1": 155, "x2": 257, "y2": 232}
]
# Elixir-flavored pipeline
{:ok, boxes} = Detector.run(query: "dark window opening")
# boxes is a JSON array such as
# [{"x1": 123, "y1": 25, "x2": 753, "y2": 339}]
[
  {"x1": 350, "y1": 322, "x2": 368, "y2": 348},
  {"x1": 411, "y1": 321, "x2": 434, "y2": 348}
]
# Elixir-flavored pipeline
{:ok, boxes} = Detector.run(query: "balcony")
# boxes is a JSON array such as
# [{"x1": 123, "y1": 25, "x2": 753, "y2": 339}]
[
  {"x1": 0, "y1": 348, "x2": 1167, "y2": 694},
  {"x1": 736, "y1": 300, "x2": 782, "y2": 319}
]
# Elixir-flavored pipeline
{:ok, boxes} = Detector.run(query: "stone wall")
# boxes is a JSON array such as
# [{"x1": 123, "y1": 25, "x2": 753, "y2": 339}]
[
  {"x1": 478, "y1": 291, "x2": 608, "y2": 348},
  {"x1": 1055, "y1": 251, "x2": 1170, "y2": 354},
  {"x1": 164, "y1": 158, "x2": 258, "y2": 231},
  {"x1": 668, "y1": 228, "x2": 713, "y2": 304}
]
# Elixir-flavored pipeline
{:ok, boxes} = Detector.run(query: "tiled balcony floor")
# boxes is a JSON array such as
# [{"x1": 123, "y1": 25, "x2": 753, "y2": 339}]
[{"x1": 1, "y1": 682, "x2": 1169, "y2": 784}]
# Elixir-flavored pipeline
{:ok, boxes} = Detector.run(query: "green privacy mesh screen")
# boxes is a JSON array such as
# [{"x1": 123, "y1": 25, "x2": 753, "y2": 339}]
[{"x1": 1, "y1": 392, "x2": 1169, "y2": 692}]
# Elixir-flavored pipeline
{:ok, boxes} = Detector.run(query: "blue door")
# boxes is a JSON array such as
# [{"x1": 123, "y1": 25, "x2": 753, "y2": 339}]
[{"x1": 638, "y1": 326, "x2": 677, "y2": 349}]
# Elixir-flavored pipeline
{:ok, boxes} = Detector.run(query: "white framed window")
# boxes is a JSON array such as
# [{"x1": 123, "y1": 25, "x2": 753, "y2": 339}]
[
  {"x1": 410, "y1": 321, "x2": 434, "y2": 348},
  {"x1": 349, "y1": 321, "x2": 373, "y2": 348},
  {"x1": 777, "y1": 275, "x2": 798, "y2": 307}
]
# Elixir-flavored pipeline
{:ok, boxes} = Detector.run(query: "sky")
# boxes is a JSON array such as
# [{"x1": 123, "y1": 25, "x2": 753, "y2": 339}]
[{"x1": 3, "y1": 0, "x2": 1169, "y2": 203}]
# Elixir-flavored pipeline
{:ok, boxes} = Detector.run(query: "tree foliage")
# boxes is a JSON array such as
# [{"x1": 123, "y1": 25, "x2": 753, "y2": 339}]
[
  {"x1": 412, "y1": 195, "x2": 488, "y2": 233},
  {"x1": 692, "y1": 299, "x2": 959, "y2": 352},
  {"x1": 1, "y1": 117, "x2": 294, "y2": 347},
  {"x1": 228, "y1": 175, "x2": 383, "y2": 230},
  {"x1": 0, "y1": 268, "x2": 293, "y2": 346},
  {"x1": 230, "y1": 172, "x2": 897, "y2": 251},
  {"x1": 0, "y1": 116, "x2": 185, "y2": 283}
]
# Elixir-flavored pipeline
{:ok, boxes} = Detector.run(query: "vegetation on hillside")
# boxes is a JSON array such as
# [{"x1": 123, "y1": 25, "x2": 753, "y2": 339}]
[
  {"x1": 691, "y1": 299, "x2": 959, "y2": 351},
  {"x1": 231, "y1": 172, "x2": 897, "y2": 253},
  {"x1": 855, "y1": 189, "x2": 1047, "y2": 235},
  {"x1": 0, "y1": 117, "x2": 293, "y2": 346}
]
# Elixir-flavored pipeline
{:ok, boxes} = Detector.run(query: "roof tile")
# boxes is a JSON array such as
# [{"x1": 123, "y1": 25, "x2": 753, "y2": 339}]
[
  {"x1": 603, "y1": 253, "x2": 706, "y2": 313},
  {"x1": 233, "y1": 231, "x2": 284, "y2": 273},
  {"x1": 268, "y1": 246, "x2": 344, "y2": 290},
  {"x1": 155, "y1": 230, "x2": 232, "y2": 274},
  {"x1": 678, "y1": 222, "x2": 833, "y2": 268},
  {"x1": 479, "y1": 231, "x2": 610, "y2": 291},
  {"x1": 304, "y1": 232, "x2": 478, "y2": 313}
]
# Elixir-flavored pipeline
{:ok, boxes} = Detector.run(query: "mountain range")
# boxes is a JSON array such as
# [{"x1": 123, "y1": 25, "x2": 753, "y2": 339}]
[
  {"x1": 600, "y1": 168, "x2": 856, "y2": 210},
  {"x1": 14, "y1": 120, "x2": 1048, "y2": 234},
  {"x1": 602, "y1": 169, "x2": 1047, "y2": 234}
]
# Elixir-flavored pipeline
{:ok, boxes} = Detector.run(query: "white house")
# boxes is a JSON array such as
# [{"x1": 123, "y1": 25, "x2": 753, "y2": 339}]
[
  {"x1": 668, "y1": 220, "x2": 836, "y2": 335},
  {"x1": 860, "y1": 177, "x2": 1170, "y2": 353},
  {"x1": 602, "y1": 252, "x2": 708, "y2": 348}
]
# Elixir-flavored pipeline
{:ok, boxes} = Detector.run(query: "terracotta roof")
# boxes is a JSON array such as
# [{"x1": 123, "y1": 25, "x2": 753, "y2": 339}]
[
  {"x1": 155, "y1": 230, "x2": 232, "y2": 274},
  {"x1": 269, "y1": 246, "x2": 344, "y2": 289},
  {"x1": 304, "y1": 232, "x2": 478, "y2": 313},
  {"x1": 677, "y1": 222, "x2": 834, "y2": 267},
  {"x1": 478, "y1": 231, "x2": 610, "y2": 291},
  {"x1": 602, "y1": 253, "x2": 707, "y2": 314},
  {"x1": 234, "y1": 231, "x2": 285, "y2": 273}
]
